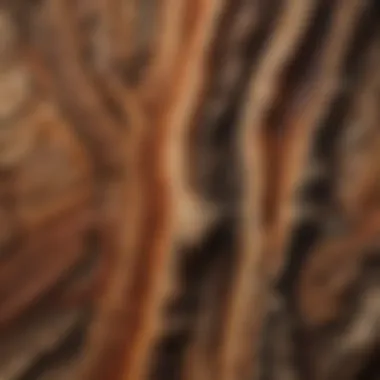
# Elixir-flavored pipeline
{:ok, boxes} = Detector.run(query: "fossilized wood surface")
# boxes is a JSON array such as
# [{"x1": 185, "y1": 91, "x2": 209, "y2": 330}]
[{"x1": 0, "y1": 1, "x2": 379, "y2": 380}]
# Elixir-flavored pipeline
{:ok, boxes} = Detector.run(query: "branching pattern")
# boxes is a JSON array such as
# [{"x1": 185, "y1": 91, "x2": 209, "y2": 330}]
[{"x1": 0, "y1": 1, "x2": 379, "y2": 379}]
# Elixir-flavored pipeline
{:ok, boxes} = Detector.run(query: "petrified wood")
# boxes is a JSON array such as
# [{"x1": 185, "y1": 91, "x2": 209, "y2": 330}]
[{"x1": 0, "y1": 1, "x2": 379, "y2": 380}]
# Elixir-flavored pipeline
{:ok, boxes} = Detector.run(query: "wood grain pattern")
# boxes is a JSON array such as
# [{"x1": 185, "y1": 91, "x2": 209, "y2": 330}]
[{"x1": 0, "y1": 1, "x2": 379, "y2": 379}]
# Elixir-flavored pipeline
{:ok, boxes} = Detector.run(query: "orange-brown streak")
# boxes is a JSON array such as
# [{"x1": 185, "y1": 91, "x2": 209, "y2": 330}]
[
  {"x1": 216, "y1": 1, "x2": 317, "y2": 379},
  {"x1": 140, "y1": 0, "x2": 187, "y2": 105},
  {"x1": 77, "y1": 90, "x2": 146, "y2": 380},
  {"x1": 273, "y1": 0, "x2": 365, "y2": 279},
  {"x1": 46, "y1": 0, "x2": 123, "y2": 171},
  {"x1": 119, "y1": 1, "x2": 223, "y2": 379}
]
